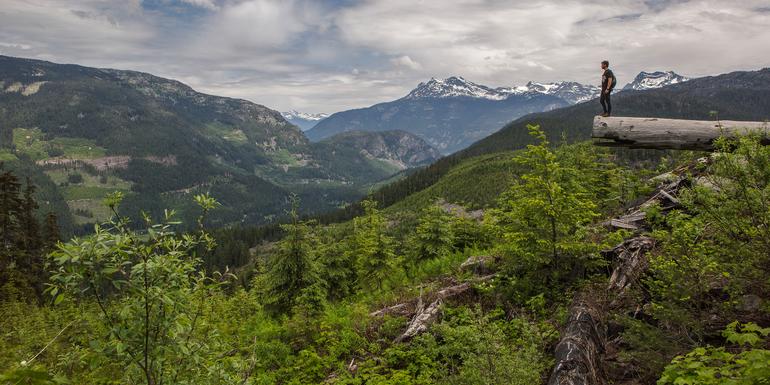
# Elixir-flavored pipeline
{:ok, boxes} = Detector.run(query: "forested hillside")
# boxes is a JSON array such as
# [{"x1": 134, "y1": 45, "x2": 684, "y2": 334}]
[
  {"x1": 0, "y1": 56, "x2": 439, "y2": 233},
  {"x1": 2, "y1": 125, "x2": 768, "y2": 384}
]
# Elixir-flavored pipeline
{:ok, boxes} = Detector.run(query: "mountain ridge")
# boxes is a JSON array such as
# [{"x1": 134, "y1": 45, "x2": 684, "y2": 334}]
[
  {"x1": 0, "y1": 55, "x2": 437, "y2": 230},
  {"x1": 306, "y1": 72, "x2": 687, "y2": 154},
  {"x1": 281, "y1": 110, "x2": 330, "y2": 131}
]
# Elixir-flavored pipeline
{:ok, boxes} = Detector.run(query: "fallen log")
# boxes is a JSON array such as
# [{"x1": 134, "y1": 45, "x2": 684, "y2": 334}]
[
  {"x1": 592, "y1": 116, "x2": 770, "y2": 150},
  {"x1": 606, "y1": 237, "x2": 656, "y2": 296},
  {"x1": 548, "y1": 301, "x2": 606, "y2": 385},
  {"x1": 603, "y1": 174, "x2": 687, "y2": 230},
  {"x1": 393, "y1": 274, "x2": 498, "y2": 343},
  {"x1": 548, "y1": 237, "x2": 655, "y2": 385},
  {"x1": 370, "y1": 274, "x2": 497, "y2": 343}
]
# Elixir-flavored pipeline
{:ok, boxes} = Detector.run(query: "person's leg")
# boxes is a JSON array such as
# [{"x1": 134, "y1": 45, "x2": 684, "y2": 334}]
[
  {"x1": 600, "y1": 93, "x2": 608, "y2": 114},
  {"x1": 606, "y1": 91, "x2": 612, "y2": 116}
]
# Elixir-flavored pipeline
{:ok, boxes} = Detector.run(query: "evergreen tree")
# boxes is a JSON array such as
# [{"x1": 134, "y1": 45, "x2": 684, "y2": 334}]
[
  {"x1": 489, "y1": 125, "x2": 600, "y2": 295},
  {"x1": 21, "y1": 178, "x2": 41, "y2": 248},
  {"x1": 0, "y1": 169, "x2": 23, "y2": 250},
  {"x1": 43, "y1": 211, "x2": 61, "y2": 249},
  {"x1": 410, "y1": 204, "x2": 455, "y2": 262},
  {"x1": 350, "y1": 200, "x2": 399, "y2": 292},
  {"x1": 265, "y1": 197, "x2": 323, "y2": 314},
  {"x1": 316, "y1": 227, "x2": 357, "y2": 301}
]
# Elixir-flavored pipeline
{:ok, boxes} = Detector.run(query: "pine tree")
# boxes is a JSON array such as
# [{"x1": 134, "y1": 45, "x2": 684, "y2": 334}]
[
  {"x1": 410, "y1": 204, "x2": 455, "y2": 262},
  {"x1": 317, "y1": 228, "x2": 357, "y2": 301},
  {"x1": 0, "y1": 169, "x2": 23, "y2": 250},
  {"x1": 20, "y1": 177, "x2": 41, "y2": 251},
  {"x1": 490, "y1": 125, "x2": 600, "y2": 293},
  {"x1": 265, "y1": 197, "x2": 323, "y2": 314},
  {"x1": 350, "y1": 200, "x2": 399, "y2": 292},
  {"x1": 43, "y1": 211, "x2": 61, "y2": 249}
]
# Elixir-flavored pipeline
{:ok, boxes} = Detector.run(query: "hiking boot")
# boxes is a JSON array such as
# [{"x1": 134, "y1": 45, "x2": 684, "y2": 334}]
[{"x1": 601, "y1": 113, "x2": 609, "y2": 117}]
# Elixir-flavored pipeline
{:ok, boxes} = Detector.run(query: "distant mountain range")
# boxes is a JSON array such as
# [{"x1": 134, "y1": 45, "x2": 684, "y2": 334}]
[
  {"x1": 404, "y1": 76, "x2": 602, "y2": 105},
  {"x1": 361, "y1": 67, "x2": 770, "y2": 220},
  {"x1": 281, "y1": 110, "x2": 329, "y2": 131},
  {"x1": 307, "y1": 72, "x2": 688, "y2": 154},
  {"x1": 0, "y1": 55, "x2": 438, "y2": 232}
]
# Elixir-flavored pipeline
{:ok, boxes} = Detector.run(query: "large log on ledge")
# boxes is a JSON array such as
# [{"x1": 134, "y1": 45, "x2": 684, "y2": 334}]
[{"x1": 592, "y1": 116, "x2": 770, "y2": 150}]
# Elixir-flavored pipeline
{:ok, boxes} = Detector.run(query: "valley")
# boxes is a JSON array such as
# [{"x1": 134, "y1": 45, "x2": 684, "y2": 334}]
[
  {"x1": 0, "y1": 56, "x2": 440, "y2": 233},
  {"x1": 1, "y1": 3, "x2": 768, "y2": 382}
]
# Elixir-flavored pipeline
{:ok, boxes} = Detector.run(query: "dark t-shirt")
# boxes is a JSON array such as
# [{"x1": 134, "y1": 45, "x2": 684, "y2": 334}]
[{"x1": 602, "y1": 69, "x2": 616, "y2": 91}]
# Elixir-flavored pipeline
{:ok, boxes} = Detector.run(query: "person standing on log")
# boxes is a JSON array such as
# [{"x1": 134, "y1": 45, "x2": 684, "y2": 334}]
[{"x1": 600, "y1": 60, "x2": 616, "y2": 117}]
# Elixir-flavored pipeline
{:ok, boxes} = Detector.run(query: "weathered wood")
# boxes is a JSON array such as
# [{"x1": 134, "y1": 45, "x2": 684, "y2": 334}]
[
  {"x1": 393, "y1": 274, "x2": 497, "y2": 343},
  {"x1": 606, "y1": 237, "x2": 656, "y2": 295},
  {"x1": 548, "y1": 301, "x2": 606, "y2": 385},
  {"x1": 592, "y1": 116, "x2": 770, "y2": 150},
  {"x1": 548, "y1": 237, "x2": 655, "y2": 385}
]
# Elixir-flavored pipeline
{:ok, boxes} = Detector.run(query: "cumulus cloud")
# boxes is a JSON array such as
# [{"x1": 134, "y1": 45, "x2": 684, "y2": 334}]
[
  {"x1": 0, "y1": 0, "x2": 769, "y2": 113},
  {"x1": 390, "y1": 55, "x2": 422, "y2": 70}
]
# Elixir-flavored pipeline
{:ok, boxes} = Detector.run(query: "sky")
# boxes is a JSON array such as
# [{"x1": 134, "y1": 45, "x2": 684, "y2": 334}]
[{"x1": 1, "y1": 0, "x2": 769, "y2": 113}]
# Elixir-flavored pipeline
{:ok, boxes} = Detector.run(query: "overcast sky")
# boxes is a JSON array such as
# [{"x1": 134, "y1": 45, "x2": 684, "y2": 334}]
[{"x1": 1, "y1": 0, "x2": 769, "y2": 113}]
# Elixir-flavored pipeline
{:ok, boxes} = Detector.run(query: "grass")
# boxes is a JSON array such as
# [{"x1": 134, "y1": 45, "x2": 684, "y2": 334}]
[
  {"x1": 68, "y1": 199, "x2": 113, "y2": 225},
  {"x1": 44, "y1": 169, "x2": 130, "y2": 216},
  {"x1": 364, "y1": 158, "x2": 402, "y2": 179},
  {"x1": 45, "y1": 169, "x2": 132, "y2": 190},
  {"x1": 49, "y1": 137, "x2": 106, "y2": 158},
  {"x1": 268, "y1": 149, "x2": 301, "y2": 166},
  {"x1": 62, "y1": 185, "x2": 127, "y2": 201},
  {"x1": 205, "y1": 122, "x2": 249, "y2": 144},
  {"x1": 12, "y1": 127, "x2": 106, "y2": 160},
  {"x1": 0, "y1": 150, "x2": 18, "y2": 162},
  {"x1": 387, "y1": 151, "x2": 522, "y2": 213}
]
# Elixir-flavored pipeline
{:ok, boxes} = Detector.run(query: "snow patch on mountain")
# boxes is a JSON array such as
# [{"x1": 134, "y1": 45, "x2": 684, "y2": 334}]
[
  {"x1": 405, "y1": 76, "x2": 600, "y2": 104},
  {"x1": 623, "y1": 71, "x2": 690, "y2": 91},
  {"x1": 281, "y1": 110, "x2": 330, "y2": 121},
  {"x1": 499, "y1": 81, "x2": 600, "y2": 104},
  {"x1": 281, "y1": 110, "x2": 330, "y2": 131},
  {"x1": 406, "y1": 76, "x2": 510, "y2": 100}
]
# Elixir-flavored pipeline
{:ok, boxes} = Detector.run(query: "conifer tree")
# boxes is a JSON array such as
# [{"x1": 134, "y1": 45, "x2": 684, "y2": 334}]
[
  {"x1": 316, "y1": 228, "x2": 356, "y2": 301},
  {"x1": 410, "y1": 204, "x2": 455, "y2": 262},
  {"x1": 20, "y1": 177, "x2": 41, "y2": 251},
  {"x1": 350, "y1": 200, "x2": 399, "y2": 291},
  {"x1": 0, "y1": 169, "x2": 23, "y2": 250},
  {"x1": 490, "y1": 125, "x2": 600, "y2": 292},
  {"x1": 43, "y1": 212, "x2": 61, "y2": 248},
  {"x1": 265, "y1": 196, "x2": 323, "y2": 314}
]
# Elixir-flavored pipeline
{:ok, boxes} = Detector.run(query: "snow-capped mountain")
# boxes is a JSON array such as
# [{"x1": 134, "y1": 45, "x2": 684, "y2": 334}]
[
  {"x1": 623, "y1": 71, "x2": 690, "y2": 91},
  {"x1": 500, "y1": 81, "x2": 600, "y2": 104},
  {"x1": 281, "y1": 110, "x2": 330, "y2": 131},
  {"x1": 308, "y1": 75, "x2": 573, "y2": 154},
  {"x1": 406, "y1": 76, "x2": 600, "y2": 105},
  {"x1": 405, "y1": 76, "x2": 510, "y2": 100}
]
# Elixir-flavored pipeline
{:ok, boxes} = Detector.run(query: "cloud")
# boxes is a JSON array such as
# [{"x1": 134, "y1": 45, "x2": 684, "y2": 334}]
[
  {"x1": 0, "y1": 0, "x2": 769, "y2": 113},
  {"x1": 390, "y1": 55, "x2": 422, "y2": 70},
  {"x1": 178, "y1": 0, "x2": 219, "y2": 10}
]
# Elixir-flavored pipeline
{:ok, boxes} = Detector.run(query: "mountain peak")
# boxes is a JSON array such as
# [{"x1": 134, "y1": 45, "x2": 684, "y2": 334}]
[
  {"x1": 405, "y1": 76, "x2": 602, "y2": 104},
  {"x1": 623, "y1": 70, "x2": 690, "y2": 91},
  {"x1": 281, "y1": 110, "x2": 329, "y2": 121},
  {"x1": 281, "y1": 110, "x2": 330, "y2": 131},
  {"x1": 406, "y1": 76, "x2": 507, "y2": 100}
]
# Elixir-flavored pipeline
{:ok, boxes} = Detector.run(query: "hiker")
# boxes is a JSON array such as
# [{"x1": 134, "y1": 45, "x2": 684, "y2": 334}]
[{"x1": 600, "y1": 60, "x2": 616, "y2": 117}]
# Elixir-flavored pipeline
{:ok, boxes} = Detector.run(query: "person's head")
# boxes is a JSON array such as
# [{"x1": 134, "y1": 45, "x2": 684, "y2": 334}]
[{"x1": 601, "y1": 60, "x2": 609, "y2": 70}]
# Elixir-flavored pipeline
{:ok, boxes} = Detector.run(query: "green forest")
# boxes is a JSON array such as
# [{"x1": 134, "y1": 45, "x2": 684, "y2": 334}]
[{"x1": 1, "y1": 126, "x2": 769, "y2": 384}]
